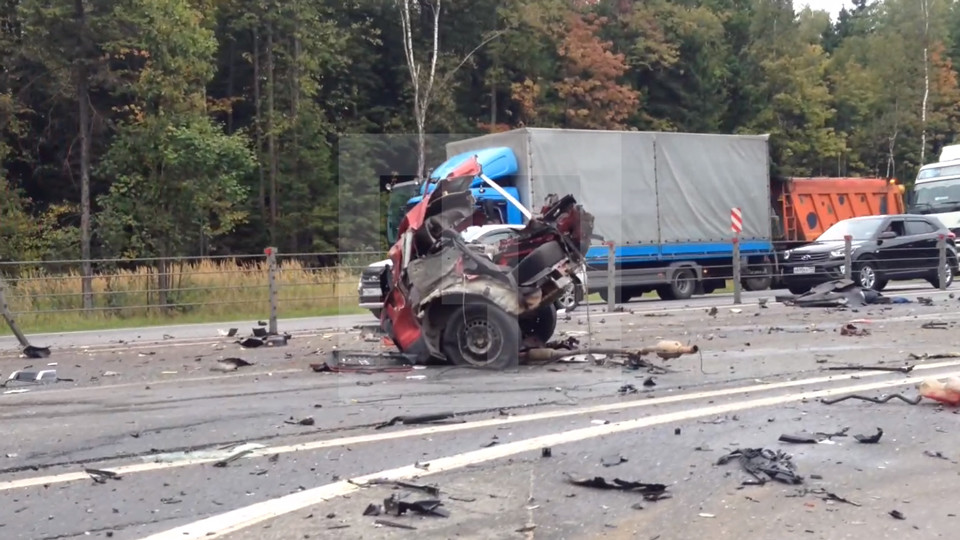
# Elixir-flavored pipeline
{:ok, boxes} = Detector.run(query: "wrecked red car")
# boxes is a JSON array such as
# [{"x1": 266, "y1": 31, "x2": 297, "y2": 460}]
[{"x1": 381, "y1": 156, "x2": 594, "y2": 369}]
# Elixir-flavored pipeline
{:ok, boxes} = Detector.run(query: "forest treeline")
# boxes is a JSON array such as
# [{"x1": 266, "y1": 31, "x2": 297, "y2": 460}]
[{"x1": 1, "y1": 0, "x2": 959, "y2": 267}]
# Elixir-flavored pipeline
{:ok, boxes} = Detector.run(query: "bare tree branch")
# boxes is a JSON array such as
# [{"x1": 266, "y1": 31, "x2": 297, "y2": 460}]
[{"x1": 439, "y1": 30, "x2": 506, "y2": 89}]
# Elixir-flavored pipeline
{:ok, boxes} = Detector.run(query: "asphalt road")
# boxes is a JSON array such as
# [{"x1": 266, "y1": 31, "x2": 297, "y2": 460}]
[{"x1": 2, "y1": 281, "x2": 959, "y2": 540}]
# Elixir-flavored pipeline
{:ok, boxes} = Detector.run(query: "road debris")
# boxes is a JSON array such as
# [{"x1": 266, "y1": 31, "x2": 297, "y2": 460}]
[
  {"x1": 923, "y1": 450, "x2": 956, "y2": 462},
  {"x1": 85, "y1": 468, "x2": 122, "y2": 484},
  {"x1": 917, "y1": 296, "x2": 934, "y2": 306},
  {"x1": 618, "y1": 384, "x2": 638, "y2": 395},
  {"x1": 218, "y1": 328, "x2": 239, "y2": 337},
  {"x1": 383, "y1": 494, "x2": 450, "y2": 518},
  {"x1": 890, "y1": 510, "x2": 906, "y2": 520},
  {"x1": 789, "y1": 488, "x2": 860, "y2": 507},
  {"x1": 601, "y1": 454, "x2": 628, "y2": 467},
  {"x1": 1, "y1": 277, "x2": 52, "y2": 359},
  {"x1": 541, "y1": 448, "x2": 552, "y2": 458},
  {"x1": 840, "y1": 323, "x2": 870, "y2": 336},
  {"x1": 375, "y1": 412, "x2": 457, "y2": 430},
  {"x1": 2, "y1": 369, "x2": 63, "y2": 386},
  {"x1": 211, "y1": 358, "x2": 253, "y2": 372},
  {"x1": 522, "y1": 340, "x2": 698, "y2": 364},
  {"x1": 854, "y1": 428, "x2": 883, "y2": 443},
  {"x1": 363, "y1": 504, "x2": 382, "y2": 516},
  {"x1": 778, "y1": 428, "x2": 849, "y2": 444},
  {"x1": 777, "y1": 279, "x2": 895, "y2": 308},
  {"x1": 563, "y1": 474, "x2": 669, "y2": 500},
  {"x1": 821, "y1": 393, "x2": 922, "y2": 405},
  {"x1": 922, "y1": 321, "x2": 949, "y2": 330},
  {"x1": 311, "y1": 349, "x2": 414, "y2": 374},
  {"x1": 824, "y1": 364, "x2": 914, "y2": 374},
  {"x1": 919, "y1": 377, "x2": 960, "y2": 405},
  {"x1": 375, "y1": 519, "x2": 416, "y2": 530},
  {"x1": 284, "y1": 416, "x2": 315, "y2": 426},
  {"x1": 717, "y1": 448, "x2": 803, "y2": 485}
]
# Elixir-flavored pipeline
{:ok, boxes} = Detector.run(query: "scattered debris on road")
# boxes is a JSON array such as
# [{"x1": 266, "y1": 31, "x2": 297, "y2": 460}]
[
  {"x1": 383, "y1": 494, "x2": 450, "y2": 518},
  {"x1": 284, "y1": 416, "x2": 315, "y2": 426},
  {"x1": 717, "y1": 448, "x2": 803, "y2": 485},
  {"x1": 923, "y1": 450, "x2": 956, "y2": 462},
  {"x1": 563, "y1": 474, "x2": 669, "y2": 500},
  {"x1": 85, "y1": 468, "x2": 121, "y2": 484},
  {"x1": 2, "y1": 369, "x2": 63, "y2": 386},
  {"x1": 375, "y1": 519, "x2": 416, "y2": 530},
  {"x1": 375, "y1": 412, "x2": 458, "y2": 430},
  {"x1": 541, "y1": 448, "x2": 552, "y2": 458},
  {"x1": 601, "y1": 454, "x2": 628, "y2": 467},
  {"x1": 824, "y1": 364, "x2": 914, "y2": 374},
  {"x1": 840, "y1": 323, "x2": 870, "y2": 336},
  {"x1": 777, "y1": 279, "x2": 904, "y2": 308},
  {"x1": 854, "y1": 428, "x2": 883, "y2": 443},
  {"x1": 789, "y1": 488, "x2": 860, "y2": 507},
  {"x1": 890, "y1": 510, "x2": 906, "y2": 520},
  {"x1": 821, "y1": 393, "x2": 922, "y2": 405},
  {"x1": 1, "y1": 276, "x2": 52, "y2": 359},
  {"x1": 778, "y1": 428, "x2": 849, "y2": 444},
  {"x1": 922, "y1": 321, "x2": 949, "y2": 330},
  {"x1": 211, "y1": 357, "x2": 253, "y2": 372}
]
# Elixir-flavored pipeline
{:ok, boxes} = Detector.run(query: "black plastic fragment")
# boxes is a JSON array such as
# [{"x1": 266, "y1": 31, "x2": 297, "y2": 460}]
[
  {"x1": 363, "y1": 504, "x2": 381, "y2": 516},
  {"x1": 375, "y1": 519, "x2": 416, "y2": 530},
  {"x1": 890, "y1": 510, "x2": 906, "y2": 520},
  {"x1": 854, "y1": 428, "x2": 883, "y2": 443},
  {"x1": 375, "y1": 412, "x2": 456, "y2": 430},
  {"x1": 564, "y1": 474, "x2": 667, "y2": 500},
  {"x1": 541, "y1": 448, "x2": 552, "y2": 458},
  {"x1": 717, "y1": 448, "x2": 803, "y2": 485},
  {"x1": 383, "y1": 494, "x2": 449, "y2": 518},
  {"x1": 85, "y1": 468, "x2": 122, "y2": 484},
  {"x1": 821, "y1": 393, "x2": 922, "y2": 405}
]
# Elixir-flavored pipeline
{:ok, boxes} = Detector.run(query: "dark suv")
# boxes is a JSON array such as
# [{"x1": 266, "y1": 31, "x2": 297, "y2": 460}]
[{"x1": 780, "y1": 214, "x2": 958, "y2": 294}]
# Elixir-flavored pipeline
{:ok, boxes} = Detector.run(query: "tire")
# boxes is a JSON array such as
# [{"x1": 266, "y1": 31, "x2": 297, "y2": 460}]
[
  {"x1": 554, "y1": 282, "x2": 581, "y2": 312},
  {"x1": 599, "y1": 287, "x2": 626, "y2": 304},
  {"x1": 927, "y1": 257, "x2": 955, "y2": 289},
  {"x1": 854, "y1": 257, "x2": 882, "y2": 291},
  {"x1": 520, "y1": 303, "x2": 558, "y2": 344},
  {"x1": 787, "y1": 284, "x2": 811, "y2": 295},
  {"x1": 370, "y1": 309, "x2": 382, "y2": 320},
  {"x1": 873, "y1": 279, "x2": 889, "y2": 292},
  {"x1": 656, "y1": 267, "x2": 696, "y2": 301},
  {"x1": 441, "y1": 302, "x2": 519, "y2": 370}
]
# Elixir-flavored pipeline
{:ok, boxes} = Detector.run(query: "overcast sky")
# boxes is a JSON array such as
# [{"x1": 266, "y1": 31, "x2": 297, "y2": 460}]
[{"x1": 796, "y1": 0, "x2": 853, "y2": 20}]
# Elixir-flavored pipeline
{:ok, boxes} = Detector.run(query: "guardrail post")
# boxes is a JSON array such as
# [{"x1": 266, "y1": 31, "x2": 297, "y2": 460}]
[
  {"x1": 265, "y1": 247, "x2": 279, "y2": 335},
  {"x1": 732, "y1": 236, "x2": 742, "y2": 305},
  {"x1": 843, "y1": 235, "x2": 853, "y2": 281},
  {"x1": 938, "y1": 234, "x2": 947, "y2": 291},
  {"x1": 606, "y1": 241, "x2": 615, "y2": 312}
]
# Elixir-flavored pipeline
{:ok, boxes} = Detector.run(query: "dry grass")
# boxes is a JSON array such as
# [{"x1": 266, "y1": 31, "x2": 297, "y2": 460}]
[{"x1": 1, "y1": 258, "x2": 369, "y2": 334}]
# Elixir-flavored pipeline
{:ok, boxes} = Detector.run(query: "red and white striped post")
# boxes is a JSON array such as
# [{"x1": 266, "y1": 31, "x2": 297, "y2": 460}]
[{"x1": 731, "y1": 207, "x2": 743, "y2": 304}]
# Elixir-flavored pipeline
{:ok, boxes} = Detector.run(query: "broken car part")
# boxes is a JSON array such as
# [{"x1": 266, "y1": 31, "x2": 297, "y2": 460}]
[
  {"x1": 380, "y1": 158, "x2": 595, "y2": 369},
  {"x1": 564, "y1": 474, "x2": 668, "y2": 500},
  {"x1": 383, "y1": 494, "x2": 449, "y2": 518},
  {"x1": 0, "y1": 276, "x2": 51, "y2": 359},
  {"x1": 311, "y1": 349, "x2": 415, "y2": 374},
  {"x1": 375, "y1": 519, "x2": 416, "y2": 530},
  {"x1": 778, "y1": 428, "x2": 849, "y2": 444},
  {"x1": 824, "y1": 365, "x2": 914, "y2": 373},
  {"x1": 854, "y1": 428, "x2": 883, "y2": 443},
  {"x1": 523, "y1": 341, "x2": 699, "y2": 363},
  {"x1": 375, "y1": 412, "x2": 457, "y2": 430},
  {"x1": 86, "y1": 468, "x2": 121, "y2": 484},
  {"x1": 821, "y1": 393, "x2": 922, "y2": 405},
  {"x1": 716, "y1": 448, "x2": 803, "y2": 485}
]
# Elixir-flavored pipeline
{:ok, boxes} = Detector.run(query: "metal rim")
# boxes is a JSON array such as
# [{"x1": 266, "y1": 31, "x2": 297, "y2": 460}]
[
  {"x1": 944, "y1": 262, "x2": 953, "y2": 286},
  {"x1": 457, "y1": 317, "x2": 504, "y2": 367},
  {"x1": 675, "y1": 269, "x2": 695, "y2": 295},
  {"x1": 557, "y1": 285, "x2": 578, "y2": 310},
  {"x1": 858, "y1": 265, "x2": 876, "y2": 289}
]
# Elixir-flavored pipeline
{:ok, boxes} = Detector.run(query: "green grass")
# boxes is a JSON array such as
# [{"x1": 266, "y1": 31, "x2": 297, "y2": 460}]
[{"x1": 0, "y1": 258, "x2": 370, "y2": 336}]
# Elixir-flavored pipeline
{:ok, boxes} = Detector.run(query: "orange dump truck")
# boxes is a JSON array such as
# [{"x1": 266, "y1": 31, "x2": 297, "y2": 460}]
[{"x1": 772, "y1": 177, "x2": 906, "y2": 250}]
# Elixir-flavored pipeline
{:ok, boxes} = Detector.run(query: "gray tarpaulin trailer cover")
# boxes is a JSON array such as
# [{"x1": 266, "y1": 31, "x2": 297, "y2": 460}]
[{"x1": 445, "y1": 128, "x2": 772, "y2": 246}]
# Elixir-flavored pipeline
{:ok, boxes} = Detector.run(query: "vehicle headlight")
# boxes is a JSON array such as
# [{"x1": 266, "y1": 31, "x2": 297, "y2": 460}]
[
  {"x1": 782, "y1": 251, "x2": 791, "y2": 260},
  {"x1": 830, "y1": 248, "x2": 846, "y2": 258}
]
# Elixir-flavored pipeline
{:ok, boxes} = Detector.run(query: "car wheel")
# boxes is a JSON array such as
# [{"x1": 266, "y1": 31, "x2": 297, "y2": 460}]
[
  {"x1": 927, "y1": 257, "x2": 955, "y2": 289},
  {"x1": 441, "y1": 302, "x2": 519, "y2": 370},
  {"x1": 555, "y1": 283, "x2": 580, "y2": 312},
  {"x1": 854, "y1": 257, "x2": 882, "y2": 291},
  {"x1": 873, "y1": 279, "x2": 888, "y2": 292},
  {"x1": 787, "y1": 284, "x2": 811, "y2": 295},
  {"x1": 520, "y1": 303, "x2": 558, "y2": 345}
]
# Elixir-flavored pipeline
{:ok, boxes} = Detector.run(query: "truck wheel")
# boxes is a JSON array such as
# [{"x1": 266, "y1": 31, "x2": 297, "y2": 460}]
[
  {"x1": 657, "y1": 267, "x2": 695, "y2": 301},
  {"x1": 520, "y1": 303, "x2": 558, "y2": 345},
  {"x1": 441, "y1": 302, "x2": 519, "y2": 370},
  {"x1": 742, "y1": 262, "x2": 773, "y2": 291}
]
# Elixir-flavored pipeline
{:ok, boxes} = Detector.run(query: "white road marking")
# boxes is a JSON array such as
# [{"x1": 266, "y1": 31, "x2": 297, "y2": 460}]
[
  {"x1": 3, "y1": 357, "x2": 957, "y2": 493},
  {"x1": 137, "y1": 369, "x2": 956, "y2": 540}
]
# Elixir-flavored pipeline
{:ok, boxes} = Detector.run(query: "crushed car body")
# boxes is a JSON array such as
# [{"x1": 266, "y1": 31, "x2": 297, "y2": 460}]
[{"x1": 381, "y1": 155, "x2": 594, "y2": 369}]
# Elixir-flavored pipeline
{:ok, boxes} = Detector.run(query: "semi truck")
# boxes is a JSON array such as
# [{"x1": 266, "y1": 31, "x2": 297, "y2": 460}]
[{"x1": 411, "y1": 128, "x2": 778, "y2": 302}]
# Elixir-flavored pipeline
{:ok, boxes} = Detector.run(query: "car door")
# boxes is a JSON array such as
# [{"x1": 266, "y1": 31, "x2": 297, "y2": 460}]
[
  {"x1": 876, "y1": 218, "x2": 912, "y2": 275},
  {"x1": 904, "y1": 218, "x2": 939, "y2": 275}
]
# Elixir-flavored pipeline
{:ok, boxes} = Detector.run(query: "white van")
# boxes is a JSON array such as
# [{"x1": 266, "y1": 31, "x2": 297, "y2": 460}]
[{"x1": 911, "y1": 144, "x2": 960, "y2": 234}]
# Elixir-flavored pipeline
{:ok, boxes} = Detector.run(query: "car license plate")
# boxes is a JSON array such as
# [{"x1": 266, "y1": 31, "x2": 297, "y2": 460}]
[
  {"x1": 362, "y1": 288, "x2": 381, "y2": 297},
  {"x1": 792, "y1": 266, "x2": 815, "y2": 275}
]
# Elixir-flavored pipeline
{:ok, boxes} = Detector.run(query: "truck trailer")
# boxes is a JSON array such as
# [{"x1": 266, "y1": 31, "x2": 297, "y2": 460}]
[{"x1": 438, "y1": 128, "x2": 777, "y2": 302}]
